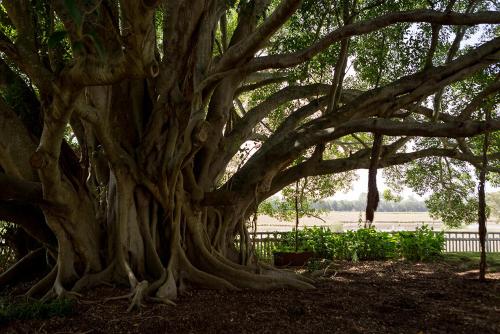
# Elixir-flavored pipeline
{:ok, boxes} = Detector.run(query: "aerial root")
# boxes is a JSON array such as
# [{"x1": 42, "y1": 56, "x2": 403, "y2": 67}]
[
  {"x1": 127, "y1": 280, "x2": 149, "y2": 312},
  {"x1": 103, "y1": 280, "x2": 151, "y2": 312}
]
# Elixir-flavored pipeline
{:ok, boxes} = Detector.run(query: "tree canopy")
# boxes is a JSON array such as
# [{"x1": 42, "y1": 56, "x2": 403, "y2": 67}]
[{"x1": 0, "y1": 0, "x2": 499, "y2": 307}]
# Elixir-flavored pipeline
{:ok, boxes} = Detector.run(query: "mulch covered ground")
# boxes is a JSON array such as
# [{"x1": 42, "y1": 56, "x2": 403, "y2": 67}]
[{"x1": 2, "y1": 259, "x2": 499, "y2": 334}]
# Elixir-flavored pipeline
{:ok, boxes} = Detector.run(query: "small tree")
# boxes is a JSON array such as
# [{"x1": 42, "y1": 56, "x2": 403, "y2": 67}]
[{"x1": 260, "y1": 172, "x2": 354, "y2": 251}]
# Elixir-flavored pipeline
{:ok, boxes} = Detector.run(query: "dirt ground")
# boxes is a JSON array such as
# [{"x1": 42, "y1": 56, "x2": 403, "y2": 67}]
[{"x1": 2, "y1": 258, "x2": 499, "y2": 334}]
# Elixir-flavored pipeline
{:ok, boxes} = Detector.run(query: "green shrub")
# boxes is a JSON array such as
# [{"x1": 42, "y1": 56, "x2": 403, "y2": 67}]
[
  {"x1": 0, "y1": 298, "x2": 75, "y2": 324},
  {"x1": 273, "y1": 227, "x2": 338, "y2": 256},
  {"x1": 271, "y1": 225, "x2": 445, "y2": 262},
  {"x1": 302, "y1": 227, "x2": 334, "y2": 258},
  {"x1": 272, "y1": 229, "x2": 313, "y2": 253},
  {"x1": 330, "y1": 228, "x2": 397, "y2": 261},
  {"x1": 396, "y1": 225, "x2": 444, "y2": 261}
]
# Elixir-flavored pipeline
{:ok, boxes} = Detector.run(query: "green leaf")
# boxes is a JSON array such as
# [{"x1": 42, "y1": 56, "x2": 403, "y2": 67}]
[{"x1": 48, "y1": 30, "x2": 67, "y2": 49}]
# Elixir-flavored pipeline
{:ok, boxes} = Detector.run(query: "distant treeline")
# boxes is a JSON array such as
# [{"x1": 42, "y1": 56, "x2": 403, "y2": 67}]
[{"x1": 313, "y1": 194, "x2": 428, "y2": 212}]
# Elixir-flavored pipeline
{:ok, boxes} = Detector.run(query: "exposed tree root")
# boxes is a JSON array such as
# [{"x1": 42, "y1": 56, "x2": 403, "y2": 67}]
[
  {"x1": 127, "y1": 280, "x2": 149, "y2": 312},
  {"x1": 41, "y1": 274, "x2": 83, "y2": 302},
  {"x1": 148, "y1": 296, "x2": 177, "y2": 306},
  {"x1": 259, "y1": 263, "x2": 316, "y2": 285},
  {"x1": 17, "y1": 178, "x2": 314, "y2": 311},
  {"x1": 25, "y1": 264, "x2": 57, "y2": 298},
  {"x1": 72, "y1": 263, "x2": 116, "y2": 292},
  {"x1": 0, "y1": 247, "x2": 45, "y2": 286},
  {"x1": 188, "y1": 220, "x2": 315, "y2": 290}
]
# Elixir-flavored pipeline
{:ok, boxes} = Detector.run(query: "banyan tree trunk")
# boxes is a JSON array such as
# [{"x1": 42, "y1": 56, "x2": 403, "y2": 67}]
[{"x1": 14, "y1": 80, "x2": 315, "y2": 310}]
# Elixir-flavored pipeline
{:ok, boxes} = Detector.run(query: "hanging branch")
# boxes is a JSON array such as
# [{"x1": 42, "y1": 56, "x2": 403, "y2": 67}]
[{"x1": 365, "y1": 133, "x2": 383, "y2": 227}]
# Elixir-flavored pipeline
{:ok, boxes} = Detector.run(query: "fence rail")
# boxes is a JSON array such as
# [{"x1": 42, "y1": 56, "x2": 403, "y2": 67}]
[{"x1": 248, "y1": 231, "x2": 500, "y2": 260}]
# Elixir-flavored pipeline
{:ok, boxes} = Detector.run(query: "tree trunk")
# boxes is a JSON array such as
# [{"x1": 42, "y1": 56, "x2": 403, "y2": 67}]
[
  {"x1": 295, "y1": 180, "x2": 300, "y2": 252},
  {"x1": 478, "y1": 110, "x2": 490, "y2": 282}
]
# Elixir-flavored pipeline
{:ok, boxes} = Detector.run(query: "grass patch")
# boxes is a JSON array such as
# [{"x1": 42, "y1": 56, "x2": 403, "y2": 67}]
[
  {"x1": 442, "y1": 252, "x2": 500, "y2": 272},
  {"x1": 0, "y1": 298, "x2": 75, "y2": 324}
]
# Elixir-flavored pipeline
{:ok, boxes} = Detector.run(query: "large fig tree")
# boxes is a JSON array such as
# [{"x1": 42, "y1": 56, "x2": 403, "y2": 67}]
[{"x1": 0, "y1": 0, "x2": 499, "y2": 307}]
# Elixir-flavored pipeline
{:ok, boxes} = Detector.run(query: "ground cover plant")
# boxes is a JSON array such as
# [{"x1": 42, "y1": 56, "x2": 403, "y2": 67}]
[{"x1": 0, "y1": 0, "x2": 499, "y2": 311}]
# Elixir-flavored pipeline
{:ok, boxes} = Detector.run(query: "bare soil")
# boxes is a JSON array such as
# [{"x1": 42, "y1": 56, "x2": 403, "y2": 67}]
[{"x1": 2, "y1": 260, "x2": 499, "y2": 334}]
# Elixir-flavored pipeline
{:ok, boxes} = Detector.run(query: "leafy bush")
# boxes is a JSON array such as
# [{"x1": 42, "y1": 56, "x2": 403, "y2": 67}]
[
  {"x1": 0, "y1": 298, "x2": 75, "y2": 324},
  {"x1": 273, "y1": 227, "x2": 336, "y2": 256},
  {"x1": 330, "y1": 228, "x2": 397, "y2": 261},
  {"x1": 0, "y1": 221, "x2": 17, "y2": 271},
  {"x1": 302, "y1": 227, "x2": 334, "y2": 258},
  {"x1": 1, "y1": 220, "x2": 42, "y2": 271},
  {"x1": 272, "y1": 225, "x2": 444, "y2": 262},
  {"x1": 272, "y1": 229, "x2": 313, "y2": 253},
  {"x1": 396, "y1": 225, "x2": 444, "y2": 261}
]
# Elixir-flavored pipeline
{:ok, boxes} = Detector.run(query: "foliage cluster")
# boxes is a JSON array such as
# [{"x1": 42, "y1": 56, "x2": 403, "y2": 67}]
[
  {"x1": 0, "y1": 221, "x2": 17, "y2": 271},
  {"x1": 273, "y1": 226, "x2": 444, "y2": 262},
  {"x1": 259, "y1": 172, "x2": 355, "y2": 223},
  {"x1": 487, "y1": 192, "x2": 500, "y2": 218},
  {"x1": 397, "y1": 227, "x2": 445, "y2": 261}
]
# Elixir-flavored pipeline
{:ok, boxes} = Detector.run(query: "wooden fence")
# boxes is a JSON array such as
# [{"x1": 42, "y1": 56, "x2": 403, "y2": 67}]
[
  {"x1": 444, "y1": 231, "x2": 500, "y2": 253},
  {"x1": 248, "y1": 231, "x2": 500, "y2": 260}
]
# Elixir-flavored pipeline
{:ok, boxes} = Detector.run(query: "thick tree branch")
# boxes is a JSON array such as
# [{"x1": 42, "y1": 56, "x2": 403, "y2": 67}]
[
  {"x1": 232, "y1": 37, "x2": 499, "y2": 193},
  {"x1": 458, "y1": 76, "x2": 500, "y2": 120},
  {"x1": 215, "y1": 0, "x2": 302, "y2": 72},
  {"x1": 0, "y1": 173, "x2": 42, "y2": 203},
  {"x1": 227, "y1": 83, "x2": 331, "y2": 141},
  {"x1": 0, "y1": 201, "x2": 56, "y2": 248},
  {"x1": 235, "y1": 76, "x2": 290, "y2": 96},
  {"x1": 267, "y1": 147, "x2": 500, "y2": 198},
  {"x1": 242, "y1": 10, "x2": 500, "y2": 72},
  {"x1": 321, "y1": 118, "x2": 500, "y2": 142},
  {"x1": 0, "y1": 30, "x2": 21, "y2": 64},
  {"x1": 3, "y1": 1, "x2": 54, "y2": 94}
]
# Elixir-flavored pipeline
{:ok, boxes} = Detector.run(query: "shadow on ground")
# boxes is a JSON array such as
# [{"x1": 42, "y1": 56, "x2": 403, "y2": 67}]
[{"x1": 1, "y1": 256, "x2": 499, "y2": 334}]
